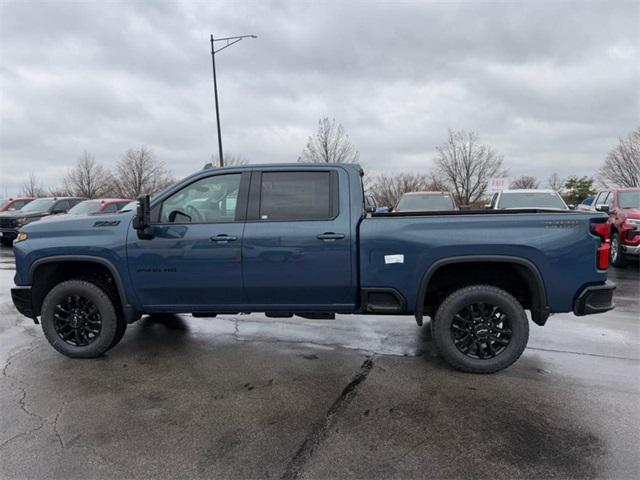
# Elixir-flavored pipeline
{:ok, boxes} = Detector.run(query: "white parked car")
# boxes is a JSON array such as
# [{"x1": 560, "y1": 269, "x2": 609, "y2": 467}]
[{"x1": 486, "y1": 189, "x2": 570, "y2": 210}]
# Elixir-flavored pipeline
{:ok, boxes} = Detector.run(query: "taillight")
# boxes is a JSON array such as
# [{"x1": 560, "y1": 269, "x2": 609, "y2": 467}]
[{"x1": 590, "y1": 222, "x2": 611, "y2": 270}]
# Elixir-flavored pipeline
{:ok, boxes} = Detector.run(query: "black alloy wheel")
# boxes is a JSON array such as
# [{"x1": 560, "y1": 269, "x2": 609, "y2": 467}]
[
  {"x1": 53, "y1": 295, "x2": 102, "y2": 346},
  {"x1": 450, "y1": 303, "x2": 512, "y2": 359},
  {"x1": 431, "y1": 285, "x2": 529, "y2": 373}
]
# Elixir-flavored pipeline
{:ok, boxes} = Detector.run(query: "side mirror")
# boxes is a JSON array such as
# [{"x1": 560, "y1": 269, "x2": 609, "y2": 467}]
[
  {"x1": 132, "y1": 195, "x2": 154, "y2": 239},
  {"x1": 595, "y1": 204, "x2": 610, "y2": 213},
  {"x1": 484, "y1": 204, "x2": 492, "y2": 209},
  {"x1": 568, "y1": 204, "x2": 575, "y2": 210},
  {"x1": 364, "y1": 193, "x2": 377, "y2": 214}
]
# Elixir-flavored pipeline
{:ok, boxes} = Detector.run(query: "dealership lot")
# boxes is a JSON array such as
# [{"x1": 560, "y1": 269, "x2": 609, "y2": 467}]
[{"x1": 0, "y1": 246, "x2": 638, "y2": 479}]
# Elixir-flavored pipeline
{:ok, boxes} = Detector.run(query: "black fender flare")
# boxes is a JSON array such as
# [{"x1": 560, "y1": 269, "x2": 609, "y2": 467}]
[
  {"x1": 415, "y1": 255, "x2": 550, "y2": 326},
  {"x1": 29, "y1": 255, "x2": 138, "y2": 322}
]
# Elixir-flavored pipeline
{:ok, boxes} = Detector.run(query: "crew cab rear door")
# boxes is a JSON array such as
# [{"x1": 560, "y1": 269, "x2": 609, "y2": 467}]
[{"x1": 242, "y1": 168, "x2": 356, "y2": 310}]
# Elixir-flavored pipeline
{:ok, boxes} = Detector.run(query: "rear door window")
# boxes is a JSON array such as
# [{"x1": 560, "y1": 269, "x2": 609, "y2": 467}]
[
  {"x1": 54, "y1": 200, "x2": 71, "y2": 212},
  {"x1": 258, "y1": 171, "x2": 336, "y2": 221}
]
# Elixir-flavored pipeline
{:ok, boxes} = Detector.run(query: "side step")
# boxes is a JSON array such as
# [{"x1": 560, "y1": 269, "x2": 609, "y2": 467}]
[{"x1": 265, "y1": 312, "x2": 335, "y2": 320}]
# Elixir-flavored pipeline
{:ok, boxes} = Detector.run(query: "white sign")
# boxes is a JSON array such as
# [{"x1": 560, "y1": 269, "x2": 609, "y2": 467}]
[
  {"x1": 488, "y1": 177, "x2": 509, "y2": 193},
  {"x1": 384, "y1": 254, "x2": 404, "y2": 265}
]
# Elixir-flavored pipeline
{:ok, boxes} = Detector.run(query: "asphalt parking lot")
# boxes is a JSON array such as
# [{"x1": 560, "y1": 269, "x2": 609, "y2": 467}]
[{"x1": 0, "y1": 245, "x2": 638, "y2": 479}]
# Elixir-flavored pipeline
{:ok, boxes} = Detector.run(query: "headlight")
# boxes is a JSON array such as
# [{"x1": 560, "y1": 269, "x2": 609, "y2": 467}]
[
  {"x1": 624, "y1": 218, "x2": 640, "y2": 228},
  {"x1": 15, "y1": 232, "x2": 28, "y2": 242},
  {"x1": 16, "y1": 217, "x2": 28, "y2": 226}
]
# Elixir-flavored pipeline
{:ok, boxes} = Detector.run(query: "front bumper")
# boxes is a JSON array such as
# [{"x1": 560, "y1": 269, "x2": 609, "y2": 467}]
[
  {"x1": 0, "y1": 228, "x2": 18, "y2": 238},
  {"x1": 11, "y1": 286, "x2": 37, "y2": 322},
  {"x1": 621, "y1": 244, "x2": 640, "y2": 256},
  {"x1": 573, "y1": 281, "x2": 615, "y2": 316}
]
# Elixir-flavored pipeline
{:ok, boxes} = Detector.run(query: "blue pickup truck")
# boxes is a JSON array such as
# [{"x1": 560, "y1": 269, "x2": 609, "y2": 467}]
[{"x1": 10, "y1": 163, "x2": 615, "y2": 373}]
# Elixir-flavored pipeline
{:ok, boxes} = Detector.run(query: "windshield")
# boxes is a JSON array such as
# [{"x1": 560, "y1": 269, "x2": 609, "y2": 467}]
[
  {"x1": 619, "y1": 191, "x2": 640, "y2": 209},
  {"x1": 68, "y1": 201, "x2": 101, "y2": 215},
  {"x1": 20, "y1": 198, "x2": 56, "y2": 212},
  {"x1": 396, "y1": 194, "x2": 455, "y2": 211},
  {"x1": 498, "y1": 192, "x2": 567, "y2": 209}
]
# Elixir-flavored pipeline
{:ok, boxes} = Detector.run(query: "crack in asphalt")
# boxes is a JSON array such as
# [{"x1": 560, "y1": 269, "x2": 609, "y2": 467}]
[
  {"x1": 280, "y1": 355, "x2": 375, "y2": 480},
  {"x1": 52, "y1": 405, "x2": 65, "y2": 450},
  {"x1": 0, "y1": 343, "x2": 49, "y2": 451},
  {"x1": 2, "y1": 343, "x2": 42, "y2": 422},
  {"x1": 0, "y1": 343, "x2": 68, "y2": 453}
]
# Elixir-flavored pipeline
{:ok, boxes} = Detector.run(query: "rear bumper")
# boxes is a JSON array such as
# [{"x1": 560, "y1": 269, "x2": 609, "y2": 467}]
[
  {"x1": 573, "y1": 281, "x2": 615, "y2": 316},
  {"x1": 11, "y1": 286, "x2": 37, "y2": 321}
]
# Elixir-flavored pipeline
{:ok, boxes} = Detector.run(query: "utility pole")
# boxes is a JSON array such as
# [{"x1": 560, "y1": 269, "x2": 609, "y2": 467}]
[{"x1": 210, "y1": 33, "x2": 257, "y2": 167}]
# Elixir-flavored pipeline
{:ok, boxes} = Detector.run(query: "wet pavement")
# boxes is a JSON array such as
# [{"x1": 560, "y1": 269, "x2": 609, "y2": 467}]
[{"x1": 0, "y1": 245, "x2": 638, "y2": 479}]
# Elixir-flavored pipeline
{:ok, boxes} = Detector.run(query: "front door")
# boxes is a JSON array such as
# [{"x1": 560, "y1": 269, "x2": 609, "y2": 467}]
[
  {"x1": 242, "y1": 169, "x2": 356, "y2": 310},
  {"x1": 127, "y1": 172, "x2": 247, "y2": 311}
]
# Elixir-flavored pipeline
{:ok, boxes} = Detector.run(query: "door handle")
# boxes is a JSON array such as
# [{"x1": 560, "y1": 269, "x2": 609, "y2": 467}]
[
  {"x1": 316, "y1": 232, "x2": 345, "y2": 241},
  {"x1": 210, "y1": 234, "x2": 238, "y2": 243}
]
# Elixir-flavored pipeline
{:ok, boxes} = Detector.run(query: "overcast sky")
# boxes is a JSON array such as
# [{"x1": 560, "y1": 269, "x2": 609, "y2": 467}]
[{"x1": 1, "y1": 0, "x2": 638, "y2": 195}]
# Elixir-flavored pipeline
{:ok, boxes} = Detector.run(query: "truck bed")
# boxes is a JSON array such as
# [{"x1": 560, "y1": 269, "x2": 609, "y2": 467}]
[{"x1": 360, "y1": 210, "x2": 607, "y2": 315}]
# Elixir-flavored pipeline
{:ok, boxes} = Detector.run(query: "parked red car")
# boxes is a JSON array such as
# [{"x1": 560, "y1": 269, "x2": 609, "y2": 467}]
[
  {"x1": 593, "y1": 188, "x2": 640, "y2": 266},
  {"x1": 0, "y1": 197, "x2": 34, "y2": 212},
  {"x1": 66, "y1": 198, "x2": 132, "y2": 215}
]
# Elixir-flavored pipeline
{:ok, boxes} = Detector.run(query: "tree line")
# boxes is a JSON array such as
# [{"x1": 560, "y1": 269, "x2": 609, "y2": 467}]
[
  {"x1": 20, "y1": 121, "x2": 639, "y2": 208},
  {"x1": 298, "y1": 119, "x2": 640, "y2": 207},
  {"x1": 21, "y1": 146, "x2": 174, "y2": 199}
]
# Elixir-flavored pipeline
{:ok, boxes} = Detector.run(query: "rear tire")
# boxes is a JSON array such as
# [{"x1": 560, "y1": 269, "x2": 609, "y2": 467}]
[
  {"x1": 432, "y1": 285, "x2": 529, "y2": 373},
  {"x1": 41, "y1": 280, "x2": 119, "y2": 358},
  {"x1": 610, "y1": 232, "x2": 628, "y2": 267}
]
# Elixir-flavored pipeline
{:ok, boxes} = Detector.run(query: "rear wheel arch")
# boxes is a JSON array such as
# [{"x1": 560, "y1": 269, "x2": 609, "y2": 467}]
[{"x1": 415, "y1": 256, "x2": 549, "y2": 326}]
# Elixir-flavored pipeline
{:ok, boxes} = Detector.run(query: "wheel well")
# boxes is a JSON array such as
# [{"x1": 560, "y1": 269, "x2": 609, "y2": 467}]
[
  {"x1": 31, "y1": 261, "x2": 123, "y2": 318},
  {"x1": 422, "y1": 261, "x2": 543, "y2": 319}
]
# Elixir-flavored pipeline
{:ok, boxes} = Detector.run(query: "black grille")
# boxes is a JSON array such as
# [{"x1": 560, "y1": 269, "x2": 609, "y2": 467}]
[{"x1": 0, "y1": 218, "x2": 17, "y2": 228}]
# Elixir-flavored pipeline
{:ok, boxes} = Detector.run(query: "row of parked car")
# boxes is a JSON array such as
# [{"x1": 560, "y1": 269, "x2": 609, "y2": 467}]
[
  {"x1": 0, "y1": 197, "x2": 132, "y2": 246},
  {"x1": 374, "y1": 187, "x2": 639, "y2": 267},
  {"x1": 392, "y1": 189, "x2": 571, "y2": 212}
]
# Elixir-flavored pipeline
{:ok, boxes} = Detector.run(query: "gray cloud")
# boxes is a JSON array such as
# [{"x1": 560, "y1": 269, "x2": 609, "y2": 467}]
[{"x1": 1, "y1": 0, "x2": 638, "y2": 195}]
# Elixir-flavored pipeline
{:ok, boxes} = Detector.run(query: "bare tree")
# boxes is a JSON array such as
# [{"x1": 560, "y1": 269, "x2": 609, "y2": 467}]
[
  {"x1": 112, "y1": 146, "x2": 174, "y2": 198},
  {"x1": 510, "y1": 175, "x2": 539, "y2": 189},
  {"x1": 547, "y1": 173, "x2": 564, "y2": 192},
  {"x1": 368, "y1": 173, "x2": 445, "y2": 208},
  {"x1": 298, "y1": 117, "x2": 359, "y2": 164},
  {"x1": 62, "y1": 151, "x2": 114, "y2": 198},
  {"x1": 20, "y1": 172, "x2": 45, "y2": 197},
  {"x1": 434, "y1": 129, "x2": 506, "y2": 205},
  {"x1": 598, "y1": 127, "x2": 640, "y2": 187},
  {"x1": 48, "y1": 185, "x2": 74, "y2": 197}
]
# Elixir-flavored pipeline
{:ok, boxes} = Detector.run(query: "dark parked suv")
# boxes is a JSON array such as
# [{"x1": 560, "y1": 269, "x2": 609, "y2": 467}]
[{"x1": 0, "y1": 197, "x2": 86, "y2": 246}]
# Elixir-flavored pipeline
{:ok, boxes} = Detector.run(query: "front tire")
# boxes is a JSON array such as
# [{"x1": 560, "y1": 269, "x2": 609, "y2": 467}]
[
  {"x1": 41, "y1": 280, "x2": 119, "y2": 358},
  {"x1": 610, "y1": 232, "x2": 627, "y2": 267},
  {"x1": 432, "y1": 285, "x2": 529, "y2": 373},
  {"x1": 0, "y1": 236, "x2": 13, "y2": 247}
]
